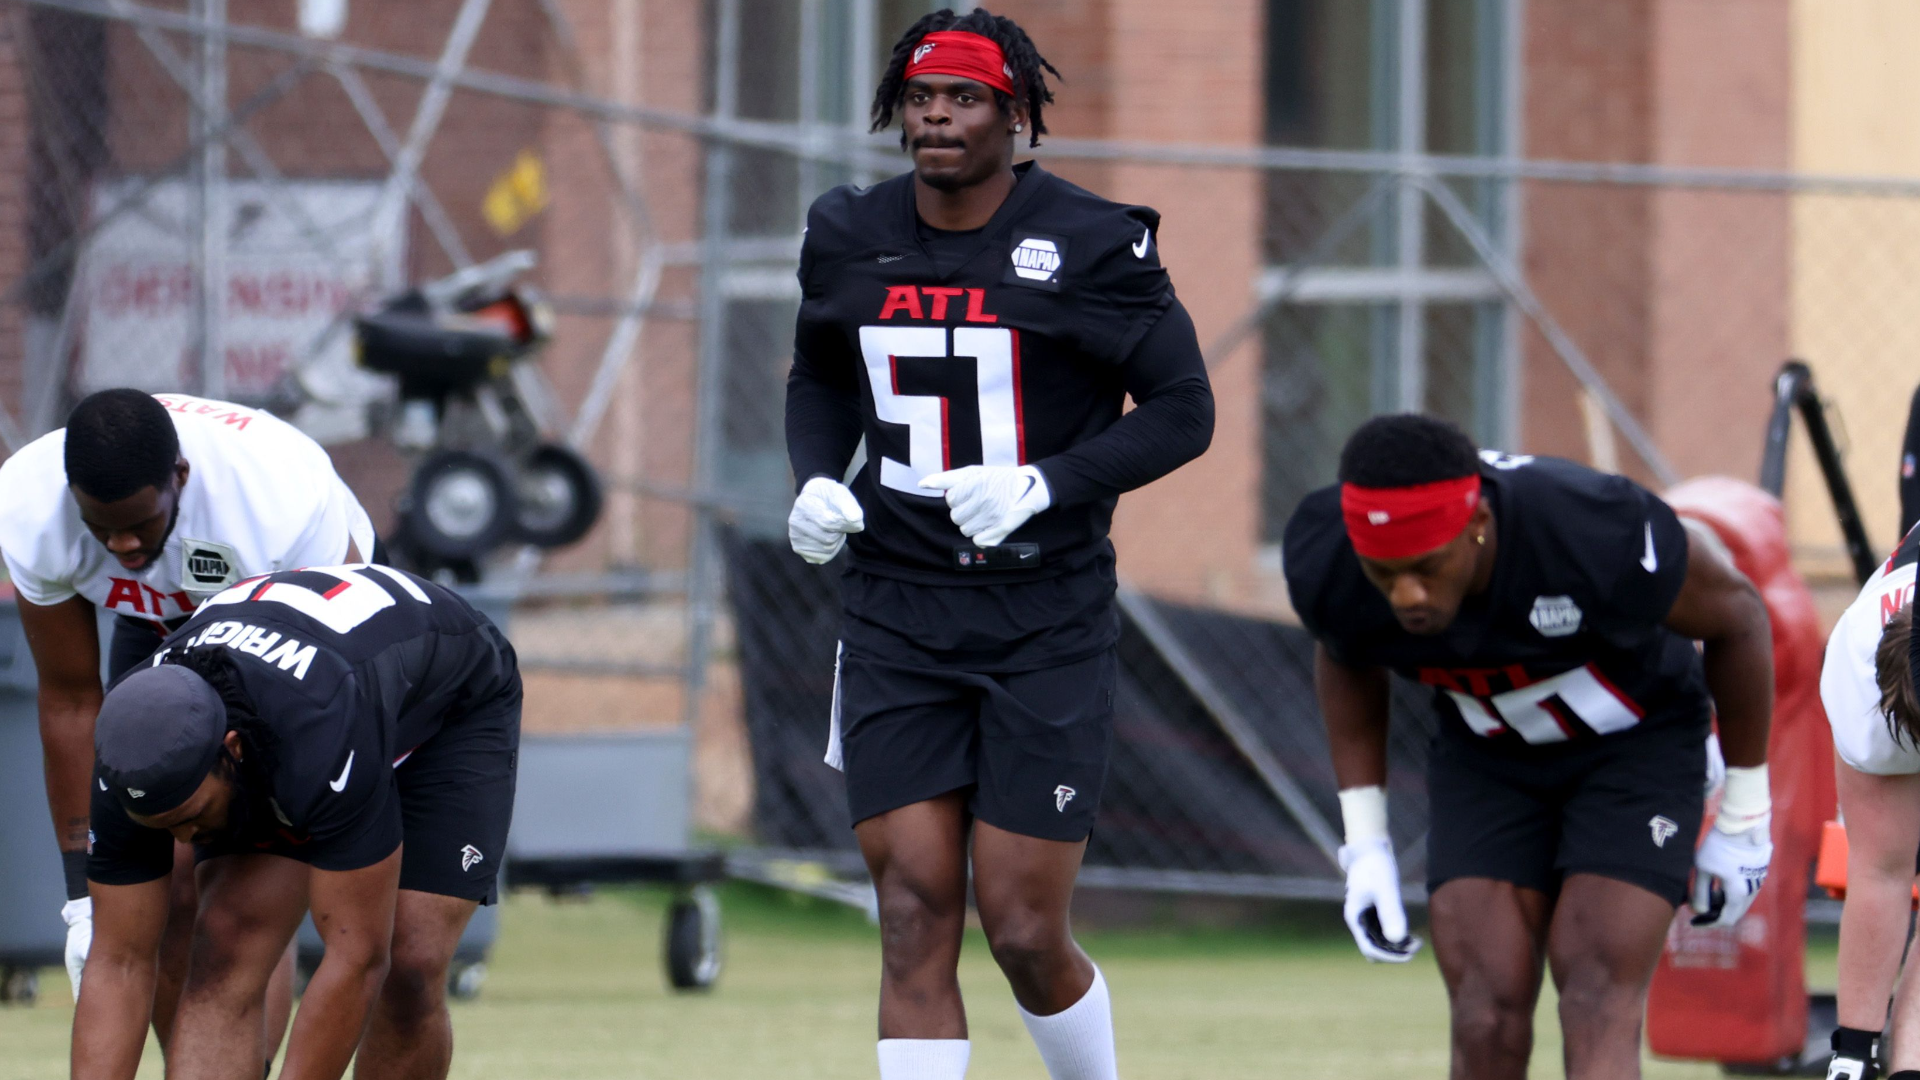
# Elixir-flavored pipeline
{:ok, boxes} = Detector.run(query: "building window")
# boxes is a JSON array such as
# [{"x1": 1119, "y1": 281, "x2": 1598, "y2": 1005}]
[{"x1": 1261, "y1": 0, "x2": 1515, "y2": 540}]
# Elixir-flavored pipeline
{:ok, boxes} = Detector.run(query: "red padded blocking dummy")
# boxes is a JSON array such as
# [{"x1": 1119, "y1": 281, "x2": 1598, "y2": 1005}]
[{"x1": 1645, "y1": 477, "x2": 1836, "y2": 1063}]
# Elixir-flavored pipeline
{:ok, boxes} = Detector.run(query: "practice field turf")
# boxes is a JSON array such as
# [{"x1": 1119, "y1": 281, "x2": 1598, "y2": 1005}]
[{"x1": 0, "y1": 883, "x2": 1836, "y2": 1078}]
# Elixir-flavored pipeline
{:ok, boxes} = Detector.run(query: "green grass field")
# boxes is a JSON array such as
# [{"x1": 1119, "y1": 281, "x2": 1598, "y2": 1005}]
[{"x1": 0, "y1": 884, "x2": 1835, "y2": 1079}]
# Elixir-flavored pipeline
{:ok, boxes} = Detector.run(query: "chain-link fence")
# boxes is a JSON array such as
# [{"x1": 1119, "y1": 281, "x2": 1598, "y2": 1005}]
[{"x1": 0, "y1": 0, "x2": 1912, "y2": 902}]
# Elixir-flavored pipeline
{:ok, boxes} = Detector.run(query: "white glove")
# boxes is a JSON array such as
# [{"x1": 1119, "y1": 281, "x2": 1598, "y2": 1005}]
[
  {"x1": 1691, "y1": 763, "x2": 1772, "y2": 928},
  {"x1": 62, "y1": 896, "x2": 91, "y2": 1001},
  {"x1": 1338, "y1": 838, "x2": 1421, "y2": 963},
  {"x1": 788, "y1": 477, "x2": 864, "y2": 564},
  {"x1": 919, "y1": 465, "x2": 1051, "y2": 548}
]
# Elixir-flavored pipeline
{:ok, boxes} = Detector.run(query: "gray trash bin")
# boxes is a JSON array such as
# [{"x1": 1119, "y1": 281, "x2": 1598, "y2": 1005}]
[{"x1": 0, "y1": 600, "x2": 67, "y2": 1003}]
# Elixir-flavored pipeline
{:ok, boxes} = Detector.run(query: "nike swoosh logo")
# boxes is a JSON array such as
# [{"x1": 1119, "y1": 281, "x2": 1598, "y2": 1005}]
[
  {"x1": 328, "y1": 751, "x2": 355, "y2": 793},
  {"x1": 1132, "y1": 227, "x2": 1151, "y2": 259},
  {"x1": 1640, "y1": 524, "x2": 1658, "y2": 572}
]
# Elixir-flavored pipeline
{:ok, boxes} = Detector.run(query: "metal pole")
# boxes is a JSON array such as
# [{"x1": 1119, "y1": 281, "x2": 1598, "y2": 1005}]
[
  {"x1": 194, "y1": 0, "x2": 227, "y2": 398},
  {"x1": 1496, "y1": 0, "x2": 1524, "y2": 449},
  {"x1": 1394, "y1": 0, "x2": 1427, "y2": 412},
  {"x1": 681, "y1": 0, "x2": 741, "y2": 731}
]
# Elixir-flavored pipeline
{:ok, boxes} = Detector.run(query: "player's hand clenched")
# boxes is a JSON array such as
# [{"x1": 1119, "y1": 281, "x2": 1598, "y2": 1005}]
[
  {"x1": 1690, "y1": 763, "x2": 1772, "y2": 928},
  {"x1": 788, "y1": 477, "x2": 865, "y2": 564},
  {"x1": 61, "y1": 896, "x2": 91, "y2": 1000},
  {"x1": 920, "y1": 465, "x2": 1051, "y2": 548},
  {"x1": 1338, "y1": 838, "x2": 1422, "y2": 963}
]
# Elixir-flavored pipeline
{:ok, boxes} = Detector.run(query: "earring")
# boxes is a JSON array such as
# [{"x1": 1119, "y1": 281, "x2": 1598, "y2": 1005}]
[
  {"x1": 1476, "y1": 533, "x2": 1486, "y2": 546},
  {"x1": 1013, "y1": 123, "x2": 1023, "y2": 132}
]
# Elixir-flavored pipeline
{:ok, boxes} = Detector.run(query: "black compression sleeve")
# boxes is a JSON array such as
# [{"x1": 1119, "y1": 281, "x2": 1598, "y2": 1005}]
[
  {"x1": 785, "y1": 333, "x2": 864, "y2": 493},
  {"x1": 1034, "y1": 298, "x2": 1214, "y2": 507}
]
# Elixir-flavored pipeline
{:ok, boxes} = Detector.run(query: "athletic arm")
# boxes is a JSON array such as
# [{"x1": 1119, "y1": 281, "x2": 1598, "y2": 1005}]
[
  {"x1": 20, "y1": 594, "x2": 104, "y2": 864},
  {"x1": 785, "y1": 330, "x2": 864, "y2": 490},
  {"x1": 279, "y1": 848, "x2": 401, "y2": 1080},
  {"x1": 1661, "y1": 526, "x2": 1773, "y2": 767},
  {"x1": 1833, "y1": 761, "x2": 1920, "y2": 1030},
  {"x1": 1315, "y1": 643, "x2": 1392, "y2": 789},
  {"x1": 1034, "y1": 299, "x2": 1214, "y2": 508},
  {"x1": 70, "y1": 878, "x2": 168, "y2": 1080}
]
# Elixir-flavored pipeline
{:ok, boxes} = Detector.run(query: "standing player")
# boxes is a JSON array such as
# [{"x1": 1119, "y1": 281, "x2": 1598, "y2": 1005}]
[
  {"x1": 74, "y1": 563, "x2": 520, "y2": 1080},
  {"x1": 785, "y1": 9, "x2": 1213, "y2": 1079},
  {"x1": 0, "y1": 389, "x2": 373, "y2": 1051},
  {"x1": 1814, "y1": 526, "x2": 1920, "y2": 1080},
  {"x1": 1283, "y1": 415, "x2": 1775, "y2": 1080}
]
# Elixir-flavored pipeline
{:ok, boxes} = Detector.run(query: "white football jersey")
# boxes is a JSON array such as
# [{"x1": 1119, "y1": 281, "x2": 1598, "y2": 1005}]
[
  {"x1": 1820, "y1": 557, "x2": 1920, "y2": 775},
  {"x1": 0, "y1": 394, "x2": 376, "y2": 627}
]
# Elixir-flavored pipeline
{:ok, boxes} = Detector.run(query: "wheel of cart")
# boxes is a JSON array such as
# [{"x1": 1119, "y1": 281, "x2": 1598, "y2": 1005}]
[{"x1": 506, "y1": 731, "x2": 725, "y2": 992}]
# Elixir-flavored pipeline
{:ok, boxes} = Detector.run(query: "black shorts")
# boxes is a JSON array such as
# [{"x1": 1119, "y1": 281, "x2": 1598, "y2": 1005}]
[
  {"x1": 1426, "y1": 717, "x2": 1708, "y2": 907},
  {"x1": 834, "y1": 646, "x2": 1116, "y2": 842},
  {"x1": 388, "y1": 686, "x2": 520, "y2": 904}
]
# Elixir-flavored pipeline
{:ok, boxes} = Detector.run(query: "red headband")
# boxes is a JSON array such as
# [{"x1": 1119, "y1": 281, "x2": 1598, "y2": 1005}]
[
  {"x1": 1340, "y1": 475, "x2": 1482, "y2": 560},
  {"x1": 905, "y1": 31, "x2": 1016, "y2": 97}
]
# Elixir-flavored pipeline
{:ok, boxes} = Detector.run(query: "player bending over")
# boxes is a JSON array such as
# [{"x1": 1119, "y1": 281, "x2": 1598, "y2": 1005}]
[
  {"x1": 0, "y1": 389, "x2": 373, "y2": 1064},
  {"x1": 1283, "y1": 415, "x2": 1774, "y2": 1080},
  {"x1": 74, "y1": 565, "x2": 519, "y2": 1080},
  {"x1": 1816, "y1": 525, "x2": 1920, "y2": 1080},
  {"x1": 784, "y1": 9, "x2": 1213, "y2": 1079}
]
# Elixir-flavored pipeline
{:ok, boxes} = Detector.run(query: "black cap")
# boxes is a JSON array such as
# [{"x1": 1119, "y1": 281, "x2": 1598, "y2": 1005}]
[{"x1": 95, "y1": 664, "x2": 227, "y2": 816}]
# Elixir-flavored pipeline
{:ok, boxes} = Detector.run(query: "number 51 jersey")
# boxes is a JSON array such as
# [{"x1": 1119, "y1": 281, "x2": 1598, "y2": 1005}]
[
  {"x1": 792, "y1": 161, "x2": 1172, "y2": 583},
  {"x1": 1282, "y1": 453, "x2": 1712, "y2": 752}
]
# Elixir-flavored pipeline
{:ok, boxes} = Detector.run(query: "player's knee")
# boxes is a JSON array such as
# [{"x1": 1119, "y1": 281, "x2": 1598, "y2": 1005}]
[
  {"x1": 982, "y1": 911, "x2": 1070, "y2": 987},
  {"x1": 875, "y1": 882, "x2": 963, "y2": 971},
  {"x1": 1450, "y1": 993, "x2": 1532, "y2": 1059},
  {"x1": 378, "y1": 949, "x2": 450, "y2": 1031},
  {"x1": 1554, "y1": 970, "x2": 1643, "y2": 1035}
]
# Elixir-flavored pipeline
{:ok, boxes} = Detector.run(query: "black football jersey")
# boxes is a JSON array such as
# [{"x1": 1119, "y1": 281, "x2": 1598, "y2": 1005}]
[
  {"x1": 89, "y1": 564, "x2": 518, "y2": 879},
  {"x1": 1283, "y1": 453, "x2": 1709, "y2": 751},
  {"x1": 792, "y1": 161, "x2": 1173, "y2": 583}
]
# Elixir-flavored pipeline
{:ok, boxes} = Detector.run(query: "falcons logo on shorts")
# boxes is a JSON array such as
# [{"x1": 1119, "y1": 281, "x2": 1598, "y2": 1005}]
[
  {"x1": 1648, "y1": 816, "x2": 1679, "y2": 848},
  {"x1": 460, "y1": 844, "x2": 484, "y2": 872},
  {"x1": 1054, "y1": 785, "x2": 1077, "y2": 813}
]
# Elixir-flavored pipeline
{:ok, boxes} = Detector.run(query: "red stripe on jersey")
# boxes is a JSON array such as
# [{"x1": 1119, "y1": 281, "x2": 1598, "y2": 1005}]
[
  {"x1": 1539, "y1": 696, "x2": 1581, "y2": 740},
  {"x1": 248, "y1": 579, "x2": 274, "y2": 602},
  {"x1": 940, "y1": 396, "x2": 952, "y2": 470},
  {"x1": 1584, "y1": 663, "x2": 1646, "y2": 719},
  {"x1": 1010, "y1": 328, "x2": 1027, "y2": 463},
  {"x1": 321, "y1": 579, "x2": 352, "y2": 600}
]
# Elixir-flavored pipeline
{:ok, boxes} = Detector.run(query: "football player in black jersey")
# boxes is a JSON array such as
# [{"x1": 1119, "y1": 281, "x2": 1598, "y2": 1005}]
[
  {"x1": 1283, "y1": 415, "x2": 1775, "y2": 1080},
  {"x1": 73, "y1": 565, "x2": 520, "y2": 1080},
  {"x1": 784, "y1": 9, "x2": 1212, "y2": 1079}
]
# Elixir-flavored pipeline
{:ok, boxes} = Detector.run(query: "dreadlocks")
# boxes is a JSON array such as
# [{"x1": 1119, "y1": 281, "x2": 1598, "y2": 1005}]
[{"x1": 870, "y1": 7, "x2": 1059, "y2": 149}]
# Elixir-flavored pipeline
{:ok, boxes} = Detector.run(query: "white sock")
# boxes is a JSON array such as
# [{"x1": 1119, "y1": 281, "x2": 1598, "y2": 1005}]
[
  {"x1": 1017, "y1": 965, "x2": 1119, "y2": 1080},
  {"x1": 877, "y1": 1038, "x2": 970, "y2": 1079}
]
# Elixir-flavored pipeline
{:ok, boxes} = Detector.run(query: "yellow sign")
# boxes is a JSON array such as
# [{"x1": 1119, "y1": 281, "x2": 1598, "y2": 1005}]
[{"x1": 482, "y1": 150, "x2": 550, "y2": 237}]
